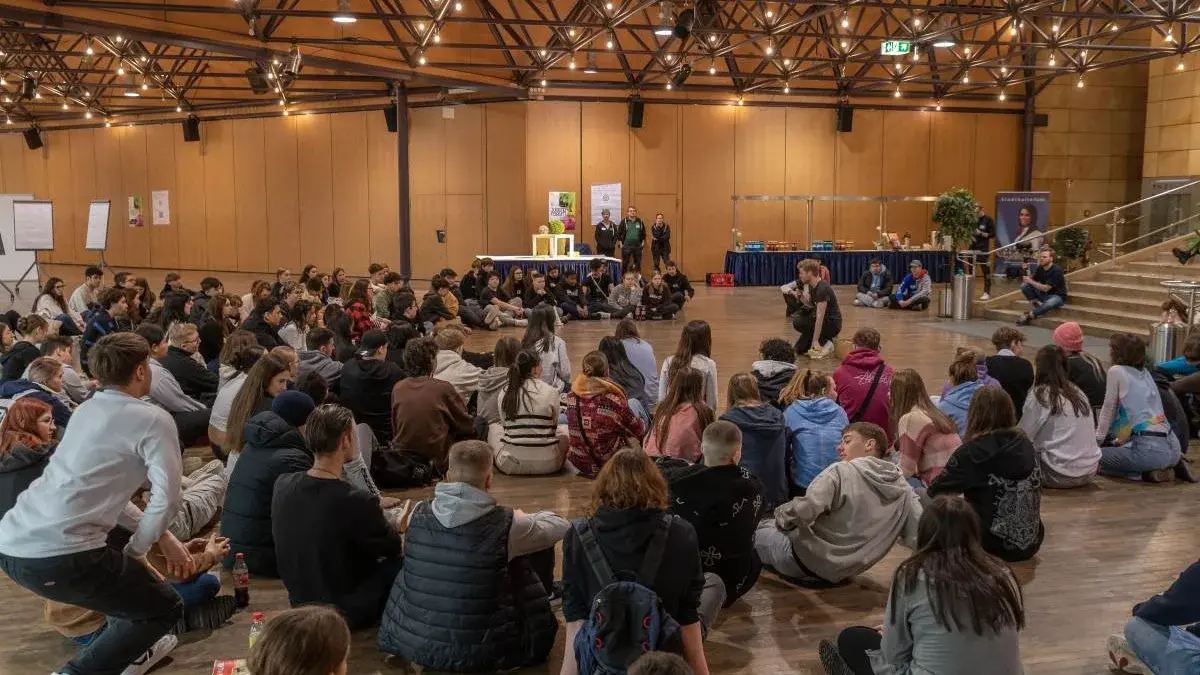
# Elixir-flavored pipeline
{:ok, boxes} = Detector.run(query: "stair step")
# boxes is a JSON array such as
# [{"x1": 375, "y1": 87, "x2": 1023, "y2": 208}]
[
  {"x1": 1064, "y1": 291, "x2": 1164, "y2": 313},
  {"x1": 994, "y1": 301, "x2": 1155, "y2": 330},
  {"x1": 1097, "y1": 270, "x2": 1199, "y2": 288},
  {"x1": 1069, "y1": 281, "x2": 1166, "y2": 302},
  {"x1": 981, "y1": 308, "x2": 1146, "y2": 339},
  {"x1": 1116, "y1": 262, "x2": 1200, "y2": 279}
]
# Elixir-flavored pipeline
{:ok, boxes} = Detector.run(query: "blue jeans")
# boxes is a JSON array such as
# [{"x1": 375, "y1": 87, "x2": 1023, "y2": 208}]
[
  {"x1": 1100, "y1": 433, "x2": 1181, "y2": 478},
  {"x1": 1021, "y1": 285, "x2": 1065, "y2": 318},
  {"x1": 56, "y1": 313, "x2": 82, "y2": 336},
  {"x1": 0, "y1": 545, "x2": 182, "y2": 675},
  {"x1": 1125, "y1": 617, "x2": 1200, "y2": 675},
  {"x1": 173, "y1": 572, "x2": 220, "y2": 608}
]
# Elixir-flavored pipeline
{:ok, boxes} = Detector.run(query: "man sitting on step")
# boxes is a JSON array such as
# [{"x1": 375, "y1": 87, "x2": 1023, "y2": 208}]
[{"x1": 1016, "y1": 247, "x2": 1068, "y2": 326}]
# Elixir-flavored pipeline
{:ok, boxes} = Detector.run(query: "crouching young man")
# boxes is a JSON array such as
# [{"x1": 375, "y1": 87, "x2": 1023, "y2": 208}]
[
  {"x1": 753, "y1": 422, "x2": 922, "y2": 587},
  {"x1": 379, "y1": 440, "x2": 566, "y2": 671}
]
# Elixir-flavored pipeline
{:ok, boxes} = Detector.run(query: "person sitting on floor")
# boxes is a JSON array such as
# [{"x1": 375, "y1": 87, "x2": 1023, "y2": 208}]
[
  {"x1": 222, "y1": 353, "x2": 293, "y2": 476},
  {"x1": 340, "y1": 330, "x2": 405, "y2": 445},
  {"x1": 379, "y1": 440, "x2": 564, "y2": 671},
  {"x1": 391, "y1": 337, "x2": 476, "y2": 479},
  {"x1": 272, "y1": 403, "x2": 403, "y2": 629},
  {"x1": 615, "y1": 320, "x2": 659, "y2": 405},
  {"x1": 241, "y1": 298, "x2": 286, "y2": 350},
  {"x1": 432, "y1": 326, "x2": 483, "y2": 404},
  {"x1": 80, "y1": 290, "x2": 127, "y2": 376},
  {"x1": 832, "y1": 327, "x2": 894, "y2": 442},
  {"x1": 221, "y1": 391, "x2": 315, "y2": 577},
  {"x1": 663, "y1": 261, "x2": 695, "y2": 307},
  {"x1": 2, "y1": 315, "x2": 49, "y2": 382},
  {"x1": 564, "y1": 351, "x2": 647, "y2": 479},
  {"x1": 522, "y1": 271, "x2": 559, "y2": 313},
  {"x1": 495, "y1": 349, "x2": 569, "y2": 476},
  {"x1": 752, "y1": 338, "x2": 797, "y2": 411},
  {"x1": 584, "y1": 258, "x2": 620, "y2": 318},
  {"x1": 889, "y1": 259, "x2": 933, "y2": 311},
  {"x1": 937, "y1": 349, "x2": 992, "y2": 436},
  {"x1": 419, "y1": 276, "x2": 457, "y2": 329},
  {"x1": 556, "y1": 270, "x2": 591, "y2": 321},
  {"x1": 1020, "y1": 345, "x2": 1101, "y2": 489},
  {"x1": 607, "y1": 271, "x2": 644, "y2": 319},
  {"x1": 756, "y1": 421, "x2": 921, "y2": 589},
  {"x1": 720, "y1": 373, "x2": 788, "y2": 509},
  {"x1": 297, "y1": 327, "x2": 344, "y2": 396},
  {"x1": 928, "y1": 386, "x2": 1044, "y2": 562},
  {"x1": 986, "y1": 327, "x2": 1035, "y2": 419},
  {"x1": 889, "y1": 369, "x2": 960, "y2": 488},
  {"x1": 659, "y1": 320, "x2": 719, "y2": 407},
  {"x1": 248, "y1": 606, "x2": 351, "y2": 675},
  {"x1": 659, "y1": 421, "x2": 765, "y2": 606},
  {"x1": 1095, "y1": 333, "x2": 1183, "y2": 482},
  {"x1": 480, "y1": 271, "x2": 528, "y2": 327},
  {"x1": 522, "y1": 306, "x2": 571, "y2": 391},
  {"x1": 1016, "y1": 247, "x2": 1068, "y2": 326},
  {"x1": 818, "y1": 494, "x2": 1024, "y2": 675},
  {"x1": 644, "y1": 270, "x2": 682, "y2": 320},
  {"x1": 646, "y1": 367, "x2": 715, "y2": 461},
  {"x1": 0, "y1": 398, "x2": 57, "y2": 518},
  {"x1": 161, "y1": 322, "x2": 219, "y2": 406},
  {"x1": 561, "y1": 449, "x2": 722, "y2": 675},
  {"x1": 853, "y1": 258, "x2": 893, "y2": 309},
  {"x1": 792, "y1": 259, "x2": 842, "y2": 360},
  {"x1": 1107, "y1": 558, "x2": 1200, "y2": 675},
  {"x1": 34, "y1": 336, "x2": 91, "y2": 405},
  {"x1": 136, "y1": 324, "x2": 212, "y2": 449},
  {"x1": 1158, "y1": 332, "x2": 1200, "y2": 378},
  {"x1": 781, "y1": 369, "x2": 849, "y2": 495},
  {"x1": 479, "y1": 337, "x2": 522, "y2": 447}
]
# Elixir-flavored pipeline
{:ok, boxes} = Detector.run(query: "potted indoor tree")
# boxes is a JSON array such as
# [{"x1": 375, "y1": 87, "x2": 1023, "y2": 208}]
[{"x1": 931, "y1": 188, "x2": 980, "y2": 314}]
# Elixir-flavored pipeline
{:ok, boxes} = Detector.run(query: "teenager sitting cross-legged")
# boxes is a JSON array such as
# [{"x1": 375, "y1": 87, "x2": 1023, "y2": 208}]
[
  {"x1": 379, "y1": 440, "x2": 564, "y2": 671},
  {"x1": 272, "y1": 403, "x2": 403, "y2": 629},
  {"x1": 986, "y1": 327, "x2": 1035, "y2": 420},
  {"x1": 161, "y1": 322, "x2": 219, "y2": 406},
  {"x1": 755, "y1": 422, "x2": 922, "y2": 588},
  {"x1": 646, "y1": 367, "x2": 714, "y2": 461},
  {"x1": 1020, "y1": 345, "x2": 1101, "y2": 489},
  {"x1": 1096, "y1": 332, "x2": 1184, "y2": 482},
  {"x1": 658, "y1": 421, "x2": 766, "y2": 606},
  {"x1": 479, "y1": 337, "x2": 522, "y2": 447},
  {"x1": 832, "y1": 327, "x2": 894, "y2": 442},
  {"x1": 752, "y1": 338, "x2": 797, "y2": 411},
  {"x1": 659, "y1": 320, "x2": 719, "y2": 407},
  {"x1": 817, "y1": 495, "x2": 1024, "y2": 675},
  {"x1": 495, "y1": 349, "x2": 569, "y2": 476},
  {"x1": 1106, "y1": 558, "x2": 1200, "y2": 675},
  {"x1": 937, "y1": 349, "x2": 991, "y2": 436},
  {"x1": 341, "y1": 330, "x2": 405, "y2": 446},
  {"x1": 616, "y1": 319, "x2": 659, "y2": 405},
  {"x1": 523, "y1": 306, "x2": 571, "y2": 392},
  {"x1": 781, "y1": 369, "x2": 849, "y2": 496},
  {"x1": 137, "y1": 323, "x2": 212, "y2": 449},
  {"x1": 890, "y1": 369, "x2": 961, "y2": 488},
  {"x1": 564, "y1": 351, "x2": 646, "y2": 479},
  {"x1": 720, "y1": 373, "x2": 788, "y2": 509},
  {"x1": 433, "y1": 326, "x2": 484, "y2": 404},
  {"x1": 391, "y1": 337, "x2": 475, "y2": 480}
]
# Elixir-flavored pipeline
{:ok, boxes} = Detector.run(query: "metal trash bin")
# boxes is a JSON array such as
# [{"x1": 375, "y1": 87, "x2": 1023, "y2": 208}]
[
  {"x1": 1150, "y1": 321, "x2": 1189, "y2": 363},
  {"x1": 951, "y1": 274, "x2": 975, "y2": 321},
  {"x1": 937, "y1": 289, "x2": 953, "y2": 318}
]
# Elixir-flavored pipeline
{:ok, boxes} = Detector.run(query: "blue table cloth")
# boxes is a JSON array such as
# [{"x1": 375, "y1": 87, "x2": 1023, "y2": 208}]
[
  {"x1": 723, "y1": 250, "x2": 951, "y2": 286},
  {"x1": 478, "y1": 256, "x2": 622, "y2": 282}
]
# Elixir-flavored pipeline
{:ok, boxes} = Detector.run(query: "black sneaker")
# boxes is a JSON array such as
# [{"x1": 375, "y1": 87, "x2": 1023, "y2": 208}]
[
  {"x1": 818, "y1": 639, "x2": 854, "y2": 675},
  {"x1": 1174, "y1": 247, "x2": 1193, "y2": 266},
  {"x1": 181, "y1": 595, "x2": 237, "y2": 632},
  {"x1": 1176, "y1": 458, "x2": 1198, "y2": 483}
]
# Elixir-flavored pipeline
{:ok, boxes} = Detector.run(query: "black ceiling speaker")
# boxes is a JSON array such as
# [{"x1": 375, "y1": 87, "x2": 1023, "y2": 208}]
[
  {"x1": 384, "y1": 107, "x2": 398, "y2": 133},
  {"x1": 23, "y1": 128, "x2": 42, "y2": 150},
  {"x1": 627, "y1": 97, "x2": 645, "y2": 128},
  {"x1": 181, "y1": 117, "x2": 200, "y2": 142},
  {"x1": 673, "y1": 8, "x2": 696, "y2": 39},
  {"x1": 670, "y1": 65, "x2": 692, "y2": 89},
  {"x1": 835, "y1": 105, "x2": 854, "y2": 133},
  {"x1": 245, "y1": 66, "x2": 269, "y2": 95}
]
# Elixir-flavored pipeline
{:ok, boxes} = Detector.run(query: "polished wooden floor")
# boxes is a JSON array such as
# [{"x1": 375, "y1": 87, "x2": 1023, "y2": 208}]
[{"x1": 1, "y1": 286, "x2": 1195, "y2": 675}]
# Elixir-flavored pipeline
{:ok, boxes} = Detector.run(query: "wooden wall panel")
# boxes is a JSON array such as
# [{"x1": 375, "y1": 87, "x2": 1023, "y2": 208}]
[
  {"x1": 785, "y1": 108, "x2": 838, "y2": 245},
  {"x1": 930, "y1": 114, "x2": 977, "y2": 195},
  {"x1": 581, "y1": 102, "x2": 630, "y2": 237},
  {"x1": 681, "y1": 106, "x2": 736, "y2": 275},
  {"x1": 93, "y1": 129, "x2": 126, "y2": 267},
  {"x1": 144, "y1": 125, "x2": 179, "y2": 269},
  {"x1": 485, "y1": 103, "x2": 526, "y2": 254},
  {"x1": 121, "y1": 127, "x2": 152, "y2": 267},
  {"x1": 409, "y1": 107, "x2": 446, "y2": 197},
  {"x1": 735, "y1": 107, "x2": 787, "y2": 243},
  {"x1": 882, "y1": 111, "x2": 933, "y2": 241},
  {"x1": 173, "y1": 128, "x2": 208, "y2": 270},
  {"x1": 411, "y1": 194, "x2": 447, "y2": 279},
  {"x1": 232, "y1": 118, "x2": 268, "y2": 273},
  {"x1": 973, "y1": 115, "x2": 1022, "y2": 221},
  {"x1": 444, "y1": 106, "x2": 484, "y2": 196},
  {"x1": 835, "y1": 109, "x2": 885, "y2": 247},
  {"x1": 632, "y1": 104, "x2": 679, "y2": 196},
  {"x1": 201, "y1": 121, "x2": 237, "y2": 270},
  {"x1": 330, "y1": 112, "x2": 371, "y2": 274},
  {"x1": 263, "y1": 116, "x2": 300, "y2": 272},
  {"x1": 526, "y1": 101, "x2": 581, "y2": 232},
  {"x1": 295, "y1": 114, "x2": 336, "y2": 271},
  {"x1": 446, "y1": 195, "x2": 485, "y2": 272},
  {"x1": 366, "y1": 114, "x2": 400, "y2": 271},
  {"x1": 67, "y1": 130, "x2": 98, "y2": 264},
  {"x1": 0, "y1": 134, "x2": 27, "y2": 195},
  {"x1": 44, "y1": 132, "x2": 75, "y2": 265}
]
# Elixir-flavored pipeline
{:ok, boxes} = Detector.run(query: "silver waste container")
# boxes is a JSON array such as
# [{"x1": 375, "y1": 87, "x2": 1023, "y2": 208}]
[
  {"x1": 1150, "y1": 321, "x2": 1188, "y2": 363},
  {"x1": 951, "y1": 274, "x2": 975, "y2": 321},
  {"x1": 937, "y1": 289, "x2": 953, "y2": 318}
]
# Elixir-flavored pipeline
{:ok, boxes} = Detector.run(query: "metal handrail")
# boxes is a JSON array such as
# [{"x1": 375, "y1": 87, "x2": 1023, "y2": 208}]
[
  {"x1": 989, "y1": 179, "x2": 1200, "y2": 258},
  {"x1": 1116, "y1": 210, "x2": 1200, "y2": 248}
]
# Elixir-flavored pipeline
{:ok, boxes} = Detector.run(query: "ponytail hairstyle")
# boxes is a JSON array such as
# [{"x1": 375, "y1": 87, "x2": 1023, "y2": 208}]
[
  {"x1": 650, "y1": 366, "x2": 714, "y2": 450},
  {"x1": 521, "y1": 306, "x2": 558, "y2": 354},
  {"x1": 948, "y1": 348, "x2": 982, "y2": 386},
  {"x1": 666, "y1": 320, "x2": 712, "y2": 389},
  {"x1": 726, "y1": 372, "x2": 762, "y2": 409},
  {"x1": 17, "y1": 315, "x2": 49, "y2": 340},
  {"x1": 1033, "y1": 345, "x2": 1090, "y2": 417},
  {"x1": 778, "y1": 368, "x2": 833, "y2": 406},
  {"x1": 501, "y1": 348, "x2": 541, "y2": 419},
  {"x1": 581, "y1": 351, "x2": 610, "y2": 379}
]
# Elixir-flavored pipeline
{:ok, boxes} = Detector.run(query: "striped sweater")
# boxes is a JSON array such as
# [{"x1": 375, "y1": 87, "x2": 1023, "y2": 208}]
[
  {"x1": 496, "y1": 378, "x2": 565, "y2": 476},
  {"x1": 896, "y1": 409, "x2": 961, "y2": 486}
]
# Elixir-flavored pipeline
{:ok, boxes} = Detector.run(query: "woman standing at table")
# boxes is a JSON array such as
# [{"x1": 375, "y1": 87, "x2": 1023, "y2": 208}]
[
  {"x1": 595, "y1": 208, "x2": 617, "y2": 258},
  {"x1": 651, "y1": 213, "x2": 671, "y2": 272}
]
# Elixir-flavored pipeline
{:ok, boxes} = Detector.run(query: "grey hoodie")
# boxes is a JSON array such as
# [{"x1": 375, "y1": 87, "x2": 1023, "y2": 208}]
[
  {"x1": 297, "y1": 349, "x2": 344, "y2": 388},
  {"x1": 430, "y1": 482, "x2": 569, "y2": 561},
  {"x1": 478, "y1": 366, "x2": 510, "y2": 425},
  {"x1": 774, "y1": 456, "x2": 922, "y2": 583}
]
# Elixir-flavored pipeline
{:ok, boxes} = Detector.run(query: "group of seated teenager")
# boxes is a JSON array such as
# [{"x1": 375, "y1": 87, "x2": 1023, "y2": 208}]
[{"x1": 0, "y1": 259, "x2": 1196, "y2": 675}]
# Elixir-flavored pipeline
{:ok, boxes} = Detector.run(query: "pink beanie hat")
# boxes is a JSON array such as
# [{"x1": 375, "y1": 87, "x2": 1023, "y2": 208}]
[{"x1": 1053, "y1": 322, "x2": 1084, "y2": 353}]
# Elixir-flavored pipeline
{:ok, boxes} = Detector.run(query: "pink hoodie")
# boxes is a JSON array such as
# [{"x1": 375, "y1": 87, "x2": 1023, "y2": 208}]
[{"x1": 832, "y1": 348, "x2": 894, "y2": 443}]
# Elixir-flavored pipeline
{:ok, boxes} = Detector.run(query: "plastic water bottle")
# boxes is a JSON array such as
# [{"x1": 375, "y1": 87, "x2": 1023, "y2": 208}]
[
  {"x1": 232, "y1": 552, "x2": 250, "y2": 608},
  {"x1": 248, "y1": 612, "x2": 265, "y2": 649}
]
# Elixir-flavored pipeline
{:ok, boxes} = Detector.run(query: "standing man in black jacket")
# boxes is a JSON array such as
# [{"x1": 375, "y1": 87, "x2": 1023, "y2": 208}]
[
  {"x1": 616, "y1": 205, "x2": 646, "y2": 274},
  {"x1": 595, "y1": 209, "x2": 617, "y2": 258},
  {"x1": 974, "y1": 204, "x2": 996, "y2": 301}
]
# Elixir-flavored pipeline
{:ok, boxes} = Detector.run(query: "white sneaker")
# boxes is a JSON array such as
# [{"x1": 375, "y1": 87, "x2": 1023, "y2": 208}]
[
  {"x1": 852, "y1": 298, "x2": 861, "y2": 306},
  {"x1": 979, "y1": 293, "x2": 991, "y2": 301},
  {"x1": 597, "y1": 311, "x2": 612, "y2": 320},
  {"x1": 1106, "y1": 633, "x2": 1149, "y2": 674},
  {"x1": 122, "y1": 634, "x2": 178, "y2": 675}
]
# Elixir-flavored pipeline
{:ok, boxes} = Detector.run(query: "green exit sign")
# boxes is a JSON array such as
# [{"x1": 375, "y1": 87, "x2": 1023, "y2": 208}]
[{"x1": 881, "y1": 40, "x2": 912, "y2": 56}]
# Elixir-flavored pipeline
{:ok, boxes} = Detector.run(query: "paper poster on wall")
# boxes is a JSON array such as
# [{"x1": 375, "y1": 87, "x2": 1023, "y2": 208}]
[
  {"x1": 995, "y1": 191, "x2": 1050, "y2": 249},
  {"x1": 589, "y1": 183, "x2": 622, "y2": 229},
  {"x1": 128, "y1": 195, "x2": 144, "y2": 227},
  {"x1": 547, "y1": 191, "x2": 577, "y2": 231},
  {"x1": 151, "y1": 190, "x2": 170, "y2": 225}
]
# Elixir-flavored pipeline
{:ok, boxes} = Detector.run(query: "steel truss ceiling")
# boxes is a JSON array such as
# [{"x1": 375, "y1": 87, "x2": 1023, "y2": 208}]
[{"x1": 0, "y1": 0, "x2": 1193, "y2": 125}]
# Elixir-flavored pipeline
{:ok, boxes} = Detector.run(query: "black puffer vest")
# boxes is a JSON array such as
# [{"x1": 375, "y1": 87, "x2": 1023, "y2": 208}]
[{"x1": 378, "y1": 501, "x2": 558, "y2": 671}]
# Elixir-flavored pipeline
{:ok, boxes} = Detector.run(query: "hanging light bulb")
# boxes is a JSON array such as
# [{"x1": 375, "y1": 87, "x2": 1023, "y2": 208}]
[
  {"x1": 417, "y1": 50, "x2": 427, "y2": 65},
  {"x1": 766, "y1": 9, "x2": 773, "y2": 19},
  {"x1": 1110, "y1": 22, "x2": 1119, "y2": 32},
  {"x1": 4, "y1": 117, "x2": 10, "y2": 125},
  {"x1": 568, "y1": 28, "x2": 576, "y2": 37},
  {"x1": 665, "y1": 53, "x2": 673, "y2": 62},
  {"x1": 736, "y1": 95, "x2": 744, "y2": 105},
  {"x1": 176, "y1": 104, "x2": 182, "y2": 113},
  {"x1": 841, "y1": 13, "x2": 849, "y2": 28},
  {"x1": 962, "y1": 72, "x2": 969, "y2": 83},
  {"x1": 1000, "y1": 65, "x2": 1007, "y2": 75},
  {"x1": 61, "y1": 101, "x2": 68, "y2": 110},
  {"x1": 278, "y1": 98, "x2": 285, "y2": 105},
  {"x1": 783, "y1": 82, "x2": 790, "y2": 94},
  {"x1": 935, "y1": 101, "x2": 942, "y2": 111},
  {"x1": 417, "y1": 22, "x2": 425, "y2": 31},
  {"x1": 999, "y1": 89, "x2": 1006, "y2": 101},
  {"x1": 606, "y1": 38, "x2": 613, "y2": 49},
  {"x1": 86, "y1": 41, "x2": 95, "y2": 56},
  {"x1": 840, "y1": 39, "x2": 848, "y2": 49},
  {"x1": 141, "y1": 77, "x2": 149, "y2": 91},
  {"x1": 666, "y1": 81, "x2": 672, "y2": 90},
  {"x1": 105, "y1": 120, "x2": 112, "y2": 127},
  {"x1": 1049, "y1": 53, "x2": 1056, "y2": 66},
  {"x1": 1076, "y1": 74, "x2": 1085, "y2": 87},
  {"x1": 283, "y1": 109, "x2": 290, "y2": 116},
  {"x1": 332, "y1": 0, "x2": 357, "y2": 23},
  {"x1": 267, "y1": 72, "x2": 275, "y2": 80},
  {"x1": 606, "y1": 1, "x2": 613, "y2": 9},
  {"x1": 893, "y1": 86, "x2": 901, "y2": 98},
  {"x1": 709, "y1": 59, "x2": 716, "y2": 75},
  {"x1": 539, "y1": 48, "x2": 547, "y2": 57},
  {"x1": 783, "y1": 58, "x2": 791, "y2": 67},
  {"x1": 455, "y1": 1, "x2": 462, "y2": 10},
  {"x1": 85, "y1": 110, "x2": 92, "y2": 119},
  {"x1": 709, "y1": 34, "x2": 717, "y2": 43},
  {"x1": 540, "y1": 78, "x2": 547, "y2": 87},
  {"x1": 117, "y1": 65, "x2": 126, "y2": 75},
  {"x1": 911, "y1": 47, "x2": 919, "y2": 62},
  {"x1": 0, "y1": 76, "x2": 5, "y2": 86},
  {"x1": 82, "y1": 90, "x2": 90, "y2": 98},
  {"x1": 964, "y1": 47, "x2": 971, "y2": 56},
  {"x1": 1009, "y1": 24, "x2": 1017, "y2": 36},
  {"x1": 1052, "y1": 23, "x2": 1059, "y2": 34},
  {"x1": 1179, "y1": 57, "x2": 1187, "y2": 71},
  {"x1": 140, "y1": 55, "x2": 148, "y2": 63},
  {"x1": 33, "y1": 91, "x2": 41, "y2": 99},
  {"x1": 433, "y1": 32, "x2": 440, "y2": 43},
  {"x1": 765, "y1": 42, "x2": 773, "y2": 56},
  {"x1": 568, "y1": 55, "x2": 576, "y2": 69},
  {"x1": 114, "y1": 35, "x2": 124, "y2": 43},
  {"x1": 894, "y1": 62, "x2": 902, "y2": 73}
]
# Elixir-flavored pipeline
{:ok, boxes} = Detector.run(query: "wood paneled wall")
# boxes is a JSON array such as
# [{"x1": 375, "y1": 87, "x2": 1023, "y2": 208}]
[
  {"x1": 3, "y1": 102, "x2": 1020, "y2": 283},
  {"x1": 413, "y1": 101, "x2": 1021, "y2": 278},
  {"x1": 0, "y1": 110, "x2": 401, "y2": 279}
]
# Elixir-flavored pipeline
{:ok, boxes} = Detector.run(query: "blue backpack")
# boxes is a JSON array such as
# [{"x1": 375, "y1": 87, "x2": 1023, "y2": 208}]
[{"x1": 573, "y1": 515, "x2": 680, "y2": 675}]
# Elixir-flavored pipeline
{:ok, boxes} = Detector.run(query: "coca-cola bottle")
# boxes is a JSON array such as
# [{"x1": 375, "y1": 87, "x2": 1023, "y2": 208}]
[{"x1": 232, "y1": 552, "x2": 250, "y2": 608}]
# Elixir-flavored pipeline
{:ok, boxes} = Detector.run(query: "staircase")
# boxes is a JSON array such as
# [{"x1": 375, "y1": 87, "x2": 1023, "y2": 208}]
[{"x1": 981, "y1": 238, "x2": 1200, "y2": 338}]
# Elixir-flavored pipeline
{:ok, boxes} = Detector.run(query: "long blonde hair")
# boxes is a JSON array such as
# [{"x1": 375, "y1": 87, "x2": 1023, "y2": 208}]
[
  {"x1": 779, "y1": 369, "x2": 832, "y2": 406},
  {"x1": 890, "y1": 369, "x2": 957, "y2": 435}
]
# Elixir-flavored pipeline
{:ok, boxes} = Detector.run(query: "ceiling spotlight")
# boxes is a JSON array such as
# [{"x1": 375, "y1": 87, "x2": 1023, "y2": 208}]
[
  {"x1": 1076, "y1": 75, "x2": 1085, "y2": 87},
  {"x1": 332, "y1": 0, "x2": 357, "y2": 23},
  {"x1": 417, "y1": 50, "x2": 427, "y2": 65},
  {"x1": 1000, "y1": 65, "x2": 1007, "y2": 75},
  {"x1": 783, "y1": 58, "x2": 791, "y2": 67},
  {"x1": 1049, "y1": 53, "x2": 1056, "y2": 66},
  {"x1": 783, "y1": 83, "x2": 789, "y2": 94},
  {"x1": 1009, "y1": 24, "x2": 1017, "y2": 36},
  {"x1": 893, "y1": 86, "x2": 901, "y2": 98},
  {"x1": 105, "y1": 120, "x2": 111, "y2": 127},
  {"x1": 285, "y1": 43, "x2": 302, "y2": 75},
  {"x1": 82, "y1": 90, "x2": 90, "y2": 98},
  {"x1": 176, "y1": 105, "x2": 182, "y2": 112},
  {"x1": 964, "y1": 47, "x2": 971, "y2": 56},
  {"x1": 85, "y1": 42, "x2": 95, "y2": 56},
  {"x1": 568, "y1": 56, "x2": 576, "y2": 69},
  {"x1": 766, "y1": 9, "x2": 773, "y2": 19},
  {"x1": 267, "y1": 72, "x2": 275, "y2": 80},
  {"x1": 709, "y1": 34, "x2": 717, "y2": 43},
  {"x1": 583, "y1": 53, "x2": 599, "y2": 74},
  {"x1": 655, "y1": 1, "x2": 674, "y2": 36},
  {"x1": 606, "y1": 1, "x2": 613, "y2": 9},
  {"x1": 1166, "y1": 31, "x2": 1175, "y2": 43},
  {"x1": 34, "y1": 91, "x2": 41, "y2": 100},
  {"x1": 85, "y1": 110, "x2": 92, "y2": 119},
  {"x1": 606, "y1": 39, "x2": 613, "y2": 49},
  {"x1": 455, "y1": 1, "x2": 462, "y2": 10},
  {"x1": 123, "y1": 89, "x2": 139, "y2": 97},
  {"x1": 540, "y1": 78, "x2": 547, "y2": 86},
  {"x1": 999, "y1": 89, "x2": 1006, "y2": 101},
  {"x1": 935, "y1": 101, "x2": 942, "y2": 111},
  {"x1": 117, "y1": 65, "x2": 126, "y2": 75},
  {"x1": 114, "y1": 35, "x2": 123, "y2": 43},
  {"x1": 1179, "y1": 57, "x2": 1187, "y2": 71},
  {"x1": 2, "y1": 96, "x2": 8, "y2": 103},
  {"x1": 0, "y1": 75, "x2": 5, "y2": 86},
  {"x1": 912, "y1": 16, "x2": 921, "y2": 28},
  {"x1": 140, "y1": 55, "x2": 148, "y2": 63},
  {"x1": 540, "y1": 49, "x2": 547, "y2": 57},
  {"x1": 283, "y1": 109, "x2": 290, "y2": 116},
  {"x1": 665, "y1": 53, "x2": 673, "y2": 62},
  {"x1": 433, "y1": 32, "x2": 440, "y2": 43},
  {"x1": 278, "y1": 98, "x2": 285, "y2": 105},
  {"x1": 932, "y1": 39, "x2": 955, "y2": 48},
  {"x1": 1052, "y1": 23, "x2": 1059, "y2": 33},
  {"x1": 1110, "y1": 23, "x2": 1119, "y2": 32},
  {"x1": 141, "y1": 78, "x2": 149, "y2": 90},
  {"x1": 765, "y1": 40, "x2": 774, "y2": 56},
  {"x1": 417, "y1": 22, "x2": 425, "y2": 31},
  {"x1": 670, "y1": 64, "x2": 692, "y2": 88},
  {"x1": 962, "y1": 73, "x2": 969, "y2": 83},
  {"x1": 4, "y1": 117, "x2": 10, "y2": 125},
  {"x1": 736, "y1": 95, "x2": 744, "y2": 105},
  {"x1": 61, "y1": 102, "x2": 68, "y2": 110},
  {"x1": 666, "y1": 82, "x2": 672, "y2": 89},
  {"x1": 709, "y1": 59, "x2": 716, "y2": 75},
  {"x1": 911, "y1": 47, "x2": 919, "y2": 61}
]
